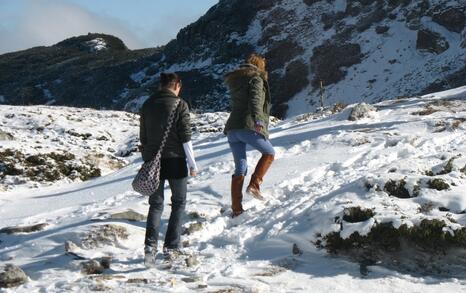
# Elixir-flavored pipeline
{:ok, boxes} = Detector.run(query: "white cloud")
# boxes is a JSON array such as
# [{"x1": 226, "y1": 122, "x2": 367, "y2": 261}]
[{"x1": 0, "y1": 0, "x2": 149, "y2": 54}]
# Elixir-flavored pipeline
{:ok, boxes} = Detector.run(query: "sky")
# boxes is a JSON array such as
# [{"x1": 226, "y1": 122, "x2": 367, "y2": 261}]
[{"x1": 0, "y1": 0, "x2": 218, "y2": 54}]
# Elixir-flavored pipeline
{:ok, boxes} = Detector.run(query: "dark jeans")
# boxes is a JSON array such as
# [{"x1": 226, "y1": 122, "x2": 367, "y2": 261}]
[{"x1": 144, "y1": 177, "x2": 187, "y2": 250}]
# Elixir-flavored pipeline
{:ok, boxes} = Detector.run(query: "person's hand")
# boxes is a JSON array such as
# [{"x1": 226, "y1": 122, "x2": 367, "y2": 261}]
[
  {"x1": 190, "y1": 168, "x2": 197, "y2": 177},
  {"x1": 254, "y1": 122, "x2": 263, "y2": 133}
]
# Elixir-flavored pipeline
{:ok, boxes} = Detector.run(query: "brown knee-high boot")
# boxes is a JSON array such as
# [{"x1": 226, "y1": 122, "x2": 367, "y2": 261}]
[
  {"x1": 231, "y1": 175, "x2": 245, "y2": 217},
  {"x1": 247, "y1": 154, "x2": 274, "y2": 200}
]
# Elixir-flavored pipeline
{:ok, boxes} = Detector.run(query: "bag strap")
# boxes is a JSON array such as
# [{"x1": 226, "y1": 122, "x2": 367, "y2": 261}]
[{"x1": 153, "y1": 99, "x2": 181, "y2": 162}]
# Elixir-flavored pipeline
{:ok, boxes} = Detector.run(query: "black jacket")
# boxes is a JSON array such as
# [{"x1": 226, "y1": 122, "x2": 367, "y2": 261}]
[{"x1": 139, "y1": 89, "x2": 191, "y2": 165}]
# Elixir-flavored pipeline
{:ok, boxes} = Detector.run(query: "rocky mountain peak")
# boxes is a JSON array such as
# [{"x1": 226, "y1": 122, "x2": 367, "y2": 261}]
[{"x1": 0, "y1": 0, "x2": 465, "y2": 118}]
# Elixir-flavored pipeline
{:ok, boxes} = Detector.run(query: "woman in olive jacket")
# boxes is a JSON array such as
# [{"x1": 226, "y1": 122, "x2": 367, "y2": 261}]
[{"x1": 224, "y1": 54, "x2": 275, "y2": 217}]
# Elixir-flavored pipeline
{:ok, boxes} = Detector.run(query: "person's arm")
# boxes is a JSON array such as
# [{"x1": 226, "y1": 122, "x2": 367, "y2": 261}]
[
  {"x1": 183, "y1": 141, "x2": 198, "y2": 174},
  {"x1": 139, "y1": 109, "x2": 147, "y2": 150},
  {"x1": 177, "y1": 101, "x2": 192, "y2": 143},
  {"x1": 248, "y1": 75, "x2": 265, "y2": 131}
]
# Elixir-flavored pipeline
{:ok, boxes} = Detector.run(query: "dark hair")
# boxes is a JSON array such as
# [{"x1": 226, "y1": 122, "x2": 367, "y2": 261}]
[{"x1": 160, "y1": 72, "x2": 181, "y2": 88}]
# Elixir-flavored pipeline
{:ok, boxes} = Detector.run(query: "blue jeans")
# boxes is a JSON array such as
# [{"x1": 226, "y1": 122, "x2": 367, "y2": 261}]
[
  {"x1": 145, "y1": 177, "x2": 187, "y2": 250},
  {"x1": 227, "y1": 129, "x2": 275, "y2": 176}
]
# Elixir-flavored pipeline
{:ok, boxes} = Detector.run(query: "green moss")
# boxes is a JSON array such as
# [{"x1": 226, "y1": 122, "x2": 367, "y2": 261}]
[
  {"x1": 384, "y1": 179, "x2": 411, "y2": 198},
  {"x1": 343, "y1": 207, "x2": 375, "y2": 223},
  {"x1": 427, "y1": 178, "x2": 450, "y2": 191}
]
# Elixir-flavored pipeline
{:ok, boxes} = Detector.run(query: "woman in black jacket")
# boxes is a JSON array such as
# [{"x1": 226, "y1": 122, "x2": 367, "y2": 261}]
[{"x1": 139, "y1": 73, "x2": 197, "y2": 267}]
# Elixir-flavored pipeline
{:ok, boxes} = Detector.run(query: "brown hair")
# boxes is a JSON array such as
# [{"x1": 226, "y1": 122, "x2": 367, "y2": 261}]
[
  {"x1": 160, "y1": 72, "x2": 181, "y2": 89},
  {"x1": 246, "y1": 54, "x2": 266, "y2": 72}
]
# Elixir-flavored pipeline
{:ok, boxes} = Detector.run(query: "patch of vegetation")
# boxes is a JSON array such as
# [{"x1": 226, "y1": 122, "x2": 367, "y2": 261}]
[
  {"x1": 412, "y1": 106, "x2": 438, "y2": 116},
  {"x1": 427, "y1": 178, "x2": 450, "y2": 191},
  {"x1": 0, "y1": 148, "x2": 100, "y2": 183},
  {"x1": 182, "y1": 222, "x2": 203, "y2": 235},
  {"x1": 460, "y1": 164, "x2": 466, "y2": 174},
  {"x1": 384, "y1": 179, "x2": 412, "y2": 198},
  {"x1": 343, "y1": 207, "x2": 375, "y2": 223},
  {"x1": 325, "y1": 219, "x2": 466, "y2": 255}
]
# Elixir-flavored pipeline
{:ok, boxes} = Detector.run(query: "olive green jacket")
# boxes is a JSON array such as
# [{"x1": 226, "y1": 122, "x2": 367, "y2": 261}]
[{"x1": 224, "y1": 63, "x2": 271, "y2": 139}]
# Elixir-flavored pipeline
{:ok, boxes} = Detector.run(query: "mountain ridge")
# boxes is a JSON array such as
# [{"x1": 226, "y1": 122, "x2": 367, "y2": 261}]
[{"x1": 0, "y1": 0, "x2": 465, "y2": 118}]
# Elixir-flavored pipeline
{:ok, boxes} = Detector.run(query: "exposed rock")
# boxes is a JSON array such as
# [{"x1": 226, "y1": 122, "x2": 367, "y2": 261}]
[
  {"x1": 99, "y1": 257, "x2": 112, "y2": 269},
  {"x1": 0, "y1": 130, "x2": 14, "y2": 141},
  {"x1": 0, "y1": 223, "x2": 47, "y2": 234},
  {"x1": 81, "y1": 224, "x2": 129, "y2": 249},
  {"x1": 0, "y1": 264, "x2": 28, "y2": 288},
  {"x1": 432, "y1": 8, "x2": 466, "y2": 33},
  {"x1": 303, "y1": 0, "x2": 321, "y2": 6},
  {"x1": 264, "y1": 40, "x2": 304, "y2": 71},
  {"x1": 110, "y1": 210, "x2": 146, "y2": 222},
  {"x1": 292, "y1": 243, "x2": 303, "y2": 255},
  {"x1": 348, "y1": 103, "x2": 377, "y2": 121},
  {"x1": 375, "y1": 25, "x2": 389, "y2": 34},
  {"x1": 270, "y1": 60, "x2": 309, "y2": 118},
  {"x1": 416, "y1": 29, "x2": 449, "y2": 54},
  {"x1": 311, "y1": 42, "x2": 362, "y2": 86},
  {"x1": 81, "y1": 260, "x2": 104, "y2": 275}
]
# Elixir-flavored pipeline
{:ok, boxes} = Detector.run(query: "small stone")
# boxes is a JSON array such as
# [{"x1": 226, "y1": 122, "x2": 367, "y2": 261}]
[
  {"x1": 81, "y1": 260, "x2": 104, "y2": 275},
  {"x1": 0, "y1": 264, "x2": 29, "y2": 288},
  {"x1": 185, "y1": 255, "x2": 200, "y2": 267},
  {"x1": 198, "y1": 284, "x2": 208, "y2": 289}
]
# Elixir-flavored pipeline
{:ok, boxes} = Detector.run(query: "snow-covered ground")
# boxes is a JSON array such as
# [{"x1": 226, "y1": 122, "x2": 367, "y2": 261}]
[{"x1": 1, "y1": 87, "x2": 466, "y2": 292}]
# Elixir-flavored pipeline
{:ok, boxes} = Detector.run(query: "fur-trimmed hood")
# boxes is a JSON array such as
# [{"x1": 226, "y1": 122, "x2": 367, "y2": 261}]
[{"x1": 224, "y1": 63, "x2": 268, "y2": 85}]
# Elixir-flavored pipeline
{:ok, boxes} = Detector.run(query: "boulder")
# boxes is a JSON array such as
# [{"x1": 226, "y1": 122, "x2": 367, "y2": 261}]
[
  {"x1": 0, "y1": 264, "x2": 28, "y2": 288},
  {"x1": 348, "y1": 103, "x2": 377, "y2": 121},
  {"x1": 416, "y1": 29, "x2": 449, "y2": 54}
]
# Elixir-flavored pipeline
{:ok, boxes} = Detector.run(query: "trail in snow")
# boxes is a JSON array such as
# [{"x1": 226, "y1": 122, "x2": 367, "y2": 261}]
[{"x1": 1, "y1": 87, "x2": 466, "y2": 292}]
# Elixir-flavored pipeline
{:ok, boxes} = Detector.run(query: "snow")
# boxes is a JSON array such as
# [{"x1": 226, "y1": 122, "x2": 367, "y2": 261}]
[
  {"x1": 1, "y1": 87, "x2": 466, "y2": 291},
  {"x1": 86, "y1": 38, "x2": 108, "y2": 52}
]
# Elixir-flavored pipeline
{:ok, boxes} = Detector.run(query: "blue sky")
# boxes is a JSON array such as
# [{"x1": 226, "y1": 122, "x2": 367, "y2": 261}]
[{"x1": 0, "y1": 0, "x2": 218, "y2": 54}]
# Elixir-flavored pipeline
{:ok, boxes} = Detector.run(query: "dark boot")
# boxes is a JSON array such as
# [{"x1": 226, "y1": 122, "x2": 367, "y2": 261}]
[
  {"x1": 246, "y1": 154, "x2": 274, "y2": 200},
  {"x1": 231, "y1": 175, "x2": 245, "y2": 217}
]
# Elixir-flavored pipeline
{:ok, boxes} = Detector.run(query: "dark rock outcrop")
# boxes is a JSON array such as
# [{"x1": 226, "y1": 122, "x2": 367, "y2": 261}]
[
  {"x1": 416, "y1": 29, "x2": 449, "y2": 54},
  {"x1": 432, "y1": 8, "x2": 466, "y2": 33},
  {"x1": 311, "y1": 42, "x2": 362, "y2": 87}
]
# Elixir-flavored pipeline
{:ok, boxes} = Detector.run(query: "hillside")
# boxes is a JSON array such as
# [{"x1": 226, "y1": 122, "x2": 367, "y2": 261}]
[
  {"x1": 1, "y1": 0, "x2": 465, "y2": 118},
  {"x1": 0, "y1": 87, "x2": 465, "y2": 292}
]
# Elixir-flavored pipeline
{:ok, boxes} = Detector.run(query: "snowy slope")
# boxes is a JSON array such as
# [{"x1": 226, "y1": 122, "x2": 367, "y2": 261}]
[{"x1": 1, "y1": 87, "x2": 466, "y2": 292}]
